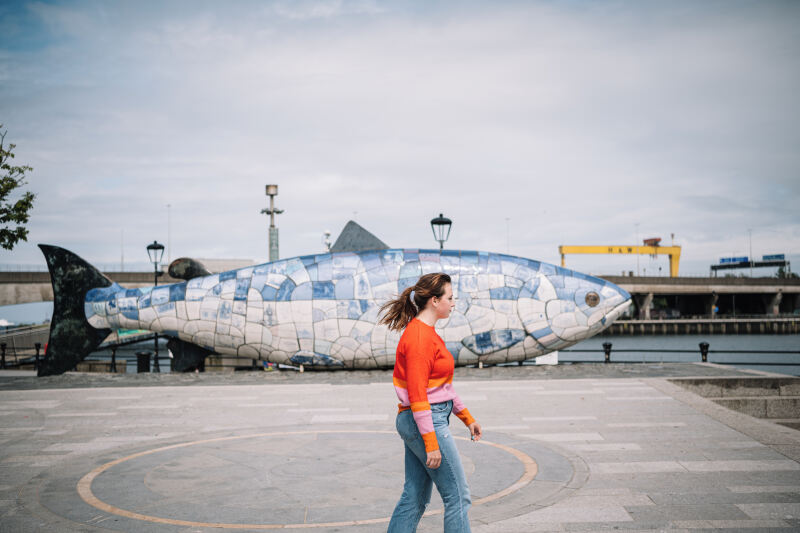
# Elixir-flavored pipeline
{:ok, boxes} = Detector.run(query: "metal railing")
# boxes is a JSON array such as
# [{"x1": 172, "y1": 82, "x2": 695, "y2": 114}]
[
  {"x1": 1, "y1": 342, "x2": 43, "y2": 370},
  {"x1": 559, "y1": 341, "x2": 800, "y2": 366}
]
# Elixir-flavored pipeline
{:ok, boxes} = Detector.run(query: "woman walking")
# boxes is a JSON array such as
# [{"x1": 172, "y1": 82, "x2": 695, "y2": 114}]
[{"x1": 380, "y1": 272, "x2": 482, "y2": 533}]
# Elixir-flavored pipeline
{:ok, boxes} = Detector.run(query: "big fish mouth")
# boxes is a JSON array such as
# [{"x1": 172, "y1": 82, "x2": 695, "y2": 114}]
[{"x1": 606, "y1": 299, "x2": 632, "y2": 323}]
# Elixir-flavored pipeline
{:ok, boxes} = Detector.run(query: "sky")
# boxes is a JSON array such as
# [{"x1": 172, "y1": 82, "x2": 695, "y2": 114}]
[{"x1": 1, "y1": 0, "x2": 798, "y2": 279}]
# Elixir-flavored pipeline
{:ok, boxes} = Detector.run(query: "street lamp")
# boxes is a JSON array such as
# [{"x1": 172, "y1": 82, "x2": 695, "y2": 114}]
[
  {"x1": 430, "y1": 213, "x2": 452, "y2": 251},
  {"x1": 146, "y1": 241, "x2": 165, "y2": 372},
  {"x1": 261, "y1": 184, "x2": 284, "y2": 262}
]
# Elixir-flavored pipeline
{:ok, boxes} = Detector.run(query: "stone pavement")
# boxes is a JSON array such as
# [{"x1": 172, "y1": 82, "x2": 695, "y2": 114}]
[{"x1": 1, "y1": 363, "x2": 799, "y2": 532}]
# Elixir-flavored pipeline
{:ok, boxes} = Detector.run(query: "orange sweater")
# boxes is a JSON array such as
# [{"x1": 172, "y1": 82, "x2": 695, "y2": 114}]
[{"x1": 393, "y1": 318, "x2": 475, "y2": 452}]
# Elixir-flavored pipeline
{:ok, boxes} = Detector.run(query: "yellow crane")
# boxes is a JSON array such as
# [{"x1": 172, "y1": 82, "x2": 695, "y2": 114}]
[{"x1": 559, "y1": 240, "x2": 682, "y2": 277}]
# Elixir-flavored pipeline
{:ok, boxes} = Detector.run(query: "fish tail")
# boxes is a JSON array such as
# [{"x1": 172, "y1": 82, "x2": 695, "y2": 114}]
[{"x1": 37, "y1": 244, "x2": 114, "y2": 376}]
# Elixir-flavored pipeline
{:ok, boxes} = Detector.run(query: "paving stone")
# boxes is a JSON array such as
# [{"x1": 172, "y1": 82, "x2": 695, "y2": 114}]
[
  {"x1": 649, "y1": 492, "x2": 800, "y2": 505},
  {"x1": 736, "y1": 503, "x2": 800, "y2": 520},
  {"x1": 590, "y1": 461, "x2": 686, "y2": 474},
  {"x1": 680, "y1": 460, "x2": 800, "y2": 472},
  {"x1": 671, "y1": 519, "x2": 792, "y2": 529},
  {"x1": 728, "y1": 485, "x2": 800, "y2": 493},
  {"x1": 626, "y1": 504, "x2": 752, "y2": 522},
  {"x1": 1, "y1": 365, "x2": 798, "y2": 532}
]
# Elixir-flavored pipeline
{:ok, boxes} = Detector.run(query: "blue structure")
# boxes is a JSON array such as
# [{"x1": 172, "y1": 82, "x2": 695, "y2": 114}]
[{"x1": 80, "y1": 248, "x2": 631, "y2": 369}]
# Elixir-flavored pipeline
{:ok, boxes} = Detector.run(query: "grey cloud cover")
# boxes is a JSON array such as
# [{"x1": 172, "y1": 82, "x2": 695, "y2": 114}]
[{"x1": 1, "y1": 0, "x2": 798, "y2": 276}]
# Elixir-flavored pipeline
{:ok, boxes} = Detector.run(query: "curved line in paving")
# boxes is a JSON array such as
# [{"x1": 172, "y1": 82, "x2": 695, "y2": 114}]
[{"x1": 77, "y1": 430, "x2": 538, "y2": 530}]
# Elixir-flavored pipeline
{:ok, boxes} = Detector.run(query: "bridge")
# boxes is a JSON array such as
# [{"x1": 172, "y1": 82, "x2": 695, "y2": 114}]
[
  {"x1": 0, "y1": 271, "x2": 183, "y2": 307},
  {"x1": 603, "y1": 275, "x2": 800, "y2": 318}
]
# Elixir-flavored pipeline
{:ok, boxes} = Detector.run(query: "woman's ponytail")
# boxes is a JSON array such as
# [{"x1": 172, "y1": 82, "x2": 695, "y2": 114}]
[
  {"x1": 378, "y1": 285, "x2": 417, "y2": 332},
  {"x1": 378, "y1": 272, "x2": 452, "y2": 332}
]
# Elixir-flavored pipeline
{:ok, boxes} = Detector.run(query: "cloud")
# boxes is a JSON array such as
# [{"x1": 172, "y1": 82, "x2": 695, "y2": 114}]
[{"x1": 0, "y1": 0, "x2": 798, "y2": 276}]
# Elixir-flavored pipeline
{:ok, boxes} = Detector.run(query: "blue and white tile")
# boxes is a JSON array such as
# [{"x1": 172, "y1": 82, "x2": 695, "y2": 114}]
[
  {"x1": 337, "y1": 319, "x2": 357, "y2": 337},
  {"x1": 314, "y1": 319, "x2": 339, "y2": 340},
  {"x1": 298, "y1": 338, "x2": 314, "y2": 352},
  {"x1": 312, "y1": 300, "x2": 337, "y2": 321},
  {"x1": 232, "y1": 300, "x2": 246, "y2": 316},
  {"x1": 354, "y1": 272, "x2": 371, "y2": 299},
  {"x1": 277, "y1": 336, "x2": 299, "y2": 353},
  {"x1": 87, "y1": 314, "x2": 106, "y2": 329},
  {"x1": 262, "y1": 304, "x2": 277, "y2": 326},
  {"x1": 200, "y1": 275, "x2": 219, "y2": 289},
  {"x1": 238, "y1": 344, "x2": 260, "y2": 358},
  {"x1": 175, "y1": 300, "x2": 188, "y2": 321},
  {"x1": 350, "y1": 321, "x2": 372, "y2": 344},
  {"x1": 275, "y1": 301, "x2": 293, "y2": 324},
  {"x1": 215, "y1": 334, "x2": 236, "y2": 350},
  {"x1": 192, "y1": 331, "x2": 215, "y2": 350},
  {"x1": 183, "y1": 320, "x2": 210, "y2": 336},
  {"x1": 199, "y1": 297, "x2": 219, "y2": 321},
  {"x1": 260, "y1": 327, "x2": 273, "y2": 346},
  {"x1": 465, "y1": 305, "x2": 495, "y2": 333},
  {"x1": 272, "y1": 322, "x2": 297, "y2": 340},
  {"x1": 138, "y1": 306, "x2": 157, "y2": 328},
  {"x1": 443, "y1": 322, "x2": 472, "y2": 343},
  {"x1": 332, "y1": 336, "x2": 359, "y2": 360},
  {"x1": 246, "y1": 288, "x2": 263, "y2": 306}
]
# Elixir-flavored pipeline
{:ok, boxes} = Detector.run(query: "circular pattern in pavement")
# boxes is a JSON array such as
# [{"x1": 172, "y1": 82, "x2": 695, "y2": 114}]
[{"x1": 77, "y1": 430, "x2": 538, "y2": 529}]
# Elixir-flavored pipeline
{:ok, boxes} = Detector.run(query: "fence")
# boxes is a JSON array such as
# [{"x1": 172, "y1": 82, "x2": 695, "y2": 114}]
[
  {"x1": 0, "y1": 325, "x2": 49, "y2": 368},
  {"x1": 558, "y1": 342, "x2": 800, "y2": 368}
]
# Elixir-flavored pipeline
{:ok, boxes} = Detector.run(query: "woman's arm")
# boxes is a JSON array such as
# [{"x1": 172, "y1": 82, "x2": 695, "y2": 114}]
[{"x1": 406, "y1": 328, "x2": 439, "y2": 455}]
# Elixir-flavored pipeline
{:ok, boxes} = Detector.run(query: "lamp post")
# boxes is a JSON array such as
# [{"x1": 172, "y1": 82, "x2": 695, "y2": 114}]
[
  {"x1": 430, "y1": 213, "x2": 452, "y2": 251},
  {"x1": 261, "y1": 184, "x2": 284, "y2": 262},
  {"x1": 146, "y1": 240, "x2": 165, "y2": 373}
]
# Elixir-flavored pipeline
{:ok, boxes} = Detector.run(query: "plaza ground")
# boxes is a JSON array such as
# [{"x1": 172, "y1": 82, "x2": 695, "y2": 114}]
[{"x1": 1, "y1": 363, "x2": 799, "y2": 532}]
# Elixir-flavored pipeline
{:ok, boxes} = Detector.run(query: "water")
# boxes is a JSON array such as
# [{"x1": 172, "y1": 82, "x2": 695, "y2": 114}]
[
  {"x1": 89, "y1": 333, "x2": 800, "y2": 376},
  {"x1": 567, "y1": 334, "x2": 800, "y2": 376},
  {"x1": 0, "y1": 301, "x2": 53, "y2": 327}
]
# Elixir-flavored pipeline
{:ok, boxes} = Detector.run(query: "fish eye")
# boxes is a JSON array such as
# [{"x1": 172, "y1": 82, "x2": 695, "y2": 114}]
[{"x1": 585, "y1": 292, "x2": 600, "y2": 307}]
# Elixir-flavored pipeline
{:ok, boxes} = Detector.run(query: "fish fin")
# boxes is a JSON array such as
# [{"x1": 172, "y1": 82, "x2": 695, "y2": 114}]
[
  {"x1": 167, "y1": 257, "x2": 212, "y2": 280},
  {"x1": 290, "y1": 351, "x2": 344, "y2": 367},
  {"x1": 165, "y1": 337, "x2": 214, "y2": 372},
  {"x1": 461, "y1": 329, "x2": 526, "y2": 356},
  {"x1": 37, "y1": 245, "x2": 114, "y2": 376}
]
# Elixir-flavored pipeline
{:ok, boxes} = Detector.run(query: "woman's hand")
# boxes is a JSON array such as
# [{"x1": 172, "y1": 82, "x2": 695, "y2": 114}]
[
  {"x1": 468, "y1": 421, "x2": 482, "y2": 442},
  {"x1": 426, "y1": 449, "x2": 442, "y2": 469}
]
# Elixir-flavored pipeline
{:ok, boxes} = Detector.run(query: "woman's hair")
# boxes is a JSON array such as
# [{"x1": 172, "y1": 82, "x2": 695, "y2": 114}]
[{"x1": 378, "y1": 272, "x2": 452, "y2": 332}]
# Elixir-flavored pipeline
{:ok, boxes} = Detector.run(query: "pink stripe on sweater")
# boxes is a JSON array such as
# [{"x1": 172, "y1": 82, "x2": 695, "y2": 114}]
[{"x1": 412, "y1": 409, "x2": 434, "y2": 435}]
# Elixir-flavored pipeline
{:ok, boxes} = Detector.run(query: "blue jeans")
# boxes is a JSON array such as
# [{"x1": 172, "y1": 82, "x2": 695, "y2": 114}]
[{"x1": 387, "y1": 400, "x2": 471, "y2": 533}]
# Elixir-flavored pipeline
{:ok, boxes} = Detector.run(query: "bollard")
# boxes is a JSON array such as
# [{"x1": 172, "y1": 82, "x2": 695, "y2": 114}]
[
  {"x1": 699, "y1": 342, "x2": 710, "y2": 363},
  {"x1": 1, "y1": 343, "x2": 5, "y2": 369},
  {"x1": 34, "y1": 343, "x2": 41, "y2": 370},
  {"x1": 602, "y1": 342, "x2": 612, "y2": 363},
  {"x1": 136, "y1": 351, "x2": 152, "y2": 373},
  {"x1": 110, "y1": 347, "x2": 117, "y2": 373},
  {"x1": 152, "y1": 344, "x2": 161, "y2": 373}
]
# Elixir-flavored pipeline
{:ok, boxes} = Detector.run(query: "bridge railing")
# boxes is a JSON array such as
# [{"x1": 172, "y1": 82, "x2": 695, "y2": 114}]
[{"x1": 558, "y1": 342, "x2": 800, "y2": 368}]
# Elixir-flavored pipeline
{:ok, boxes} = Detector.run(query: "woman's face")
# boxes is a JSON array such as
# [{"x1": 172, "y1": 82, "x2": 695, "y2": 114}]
[{"x1": 432, "y1": 283, "x2": 455, "y2": 320}]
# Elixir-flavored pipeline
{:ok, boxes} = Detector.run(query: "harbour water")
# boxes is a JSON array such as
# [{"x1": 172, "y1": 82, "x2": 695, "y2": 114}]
[{"x1": 567, "y1": 334, "x2": 800, "y2": 376}]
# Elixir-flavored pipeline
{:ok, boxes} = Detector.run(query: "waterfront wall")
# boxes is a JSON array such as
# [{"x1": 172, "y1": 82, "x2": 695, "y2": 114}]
[{"x1": 604, "y1": 318, "x2": 800, "y2": 336}]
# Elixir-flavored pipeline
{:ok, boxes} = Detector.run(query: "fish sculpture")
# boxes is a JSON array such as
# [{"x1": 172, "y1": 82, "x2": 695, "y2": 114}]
[{"x1": 37, "y1": 242, "x2": 631, "y2": 376}]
